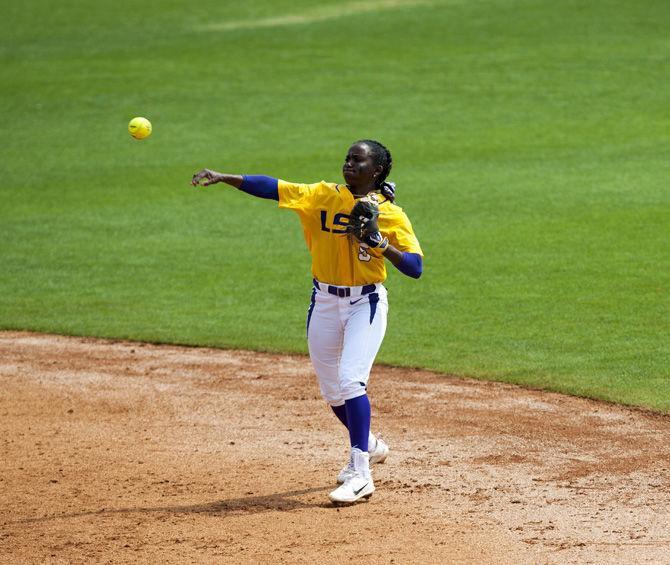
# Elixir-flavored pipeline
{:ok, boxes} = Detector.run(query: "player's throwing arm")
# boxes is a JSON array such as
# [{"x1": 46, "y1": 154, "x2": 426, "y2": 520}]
[{"x1": 191, "y1": 140, "x2": 423, "y2": 505}]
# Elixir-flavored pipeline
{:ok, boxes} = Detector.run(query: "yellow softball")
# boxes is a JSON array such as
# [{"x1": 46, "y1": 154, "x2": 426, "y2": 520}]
[{"x1": 128, "y1": 117, "x2": 152, "y2": 140}]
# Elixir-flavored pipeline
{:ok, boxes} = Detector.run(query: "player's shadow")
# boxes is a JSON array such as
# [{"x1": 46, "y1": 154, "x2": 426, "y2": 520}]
[
  {"x1": 177, "y1": 485, "x2": 334, "y2": 515},
  {"x1": 12, "y1": 486, "x2": 334, "y2": 525}
]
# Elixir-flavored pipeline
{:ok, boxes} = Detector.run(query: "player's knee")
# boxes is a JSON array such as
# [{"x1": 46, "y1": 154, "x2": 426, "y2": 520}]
[
  {"x1": 323, "y1": 394, "x2": 344, "y2": 405},
  {"x1": 340, "y1": 380, "x2": 367, "y2": 401},
  {"x1": 319, "y1": 384, "x2": 343, "y2": 405}
]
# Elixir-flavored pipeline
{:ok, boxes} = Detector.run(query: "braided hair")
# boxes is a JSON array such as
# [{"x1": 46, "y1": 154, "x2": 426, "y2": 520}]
[{"x1": 355, "y1": 139, "x2": 395, "y2": 202}]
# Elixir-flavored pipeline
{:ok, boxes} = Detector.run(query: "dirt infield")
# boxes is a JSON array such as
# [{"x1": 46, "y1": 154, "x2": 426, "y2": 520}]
[{"x1": 1, "y1": 332, "x2": 669, "y2": 564}]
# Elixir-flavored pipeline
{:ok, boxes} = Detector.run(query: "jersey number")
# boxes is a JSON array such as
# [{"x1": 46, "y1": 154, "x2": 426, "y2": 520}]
[{"x1": 358, "y1": 244, "x2": 372, "y2": 262}]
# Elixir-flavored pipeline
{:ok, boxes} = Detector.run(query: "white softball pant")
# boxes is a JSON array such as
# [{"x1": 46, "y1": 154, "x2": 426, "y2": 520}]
[{"x1": 306, "y1": 279, "x2": 388, "y2": 406}]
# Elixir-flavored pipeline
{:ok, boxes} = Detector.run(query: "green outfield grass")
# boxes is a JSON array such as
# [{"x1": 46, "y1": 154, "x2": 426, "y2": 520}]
[{"x1": 1, "y1": 0, "x2": 669, "y2": 410}]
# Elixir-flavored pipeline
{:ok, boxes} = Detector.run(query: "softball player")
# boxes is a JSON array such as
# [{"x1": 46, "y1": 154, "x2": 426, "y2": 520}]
[{"x1": 192, "y1": 140, "x2": 423, "y2": 504}]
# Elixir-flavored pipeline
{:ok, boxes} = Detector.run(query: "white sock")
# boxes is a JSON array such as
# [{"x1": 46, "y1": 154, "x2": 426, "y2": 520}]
[
  {"x1": 352, "y1": 447, "x2": 371, "y2": 478},
  {"x1": 368, "y1": 431, "x2": 377, "y2": 452}
]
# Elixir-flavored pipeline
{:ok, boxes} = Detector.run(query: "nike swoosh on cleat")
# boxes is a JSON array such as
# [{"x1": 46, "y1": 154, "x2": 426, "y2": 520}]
[
  {"x1": 349, "y1": 297, "x2": 364, "y2": 305},
  {"x1": 353, "y1": 482, "x2": 369, "y2": 496}
]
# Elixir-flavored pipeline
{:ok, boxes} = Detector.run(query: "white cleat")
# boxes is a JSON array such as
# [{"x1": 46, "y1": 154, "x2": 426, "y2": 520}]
[
  {"x1": 330, "y1": 449, "x2": 374, "y2": 505},
  {"x1": 337, "y1": 436, "x2": 389, "y2": 484},
  {"x1": 369, "y1": 436, "x2": 389, "y2": 465},
  {"x1": 329, "y1": 474, "x2": 375, "y2": 505}
]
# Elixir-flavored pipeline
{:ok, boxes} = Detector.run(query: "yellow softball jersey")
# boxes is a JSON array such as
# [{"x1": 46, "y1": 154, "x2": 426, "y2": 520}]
[{"x1": 278, "y1": 180, "x2": 423, "y2": 286}]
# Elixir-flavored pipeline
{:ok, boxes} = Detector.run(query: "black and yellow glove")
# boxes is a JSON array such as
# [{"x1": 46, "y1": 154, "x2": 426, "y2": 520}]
[{"x1": 346, "y1": 199, "x2": 389, "y2": 250}]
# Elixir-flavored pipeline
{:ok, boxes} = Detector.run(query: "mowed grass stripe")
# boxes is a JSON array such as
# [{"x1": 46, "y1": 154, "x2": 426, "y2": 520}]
[{"x1": 205, "y1": 0, "x2": 440, "y2": 31}]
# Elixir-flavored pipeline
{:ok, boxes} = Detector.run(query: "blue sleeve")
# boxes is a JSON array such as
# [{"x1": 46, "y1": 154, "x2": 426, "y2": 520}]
[
  {"x1": 394, "y1": 252, "x2": 423, "y2": 279},
  {"x1": 239, "y1": 175, "x2": 279, "y2": 201}
]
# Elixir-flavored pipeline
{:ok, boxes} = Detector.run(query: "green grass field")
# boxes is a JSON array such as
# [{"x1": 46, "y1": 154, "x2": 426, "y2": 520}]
[{"x1": 2, "y1": 0, "x2": 669, "y2": 410}]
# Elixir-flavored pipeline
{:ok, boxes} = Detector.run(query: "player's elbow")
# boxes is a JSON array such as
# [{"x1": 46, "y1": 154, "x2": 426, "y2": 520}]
[
  {"x1": 407, "y1": 262, "x2": 422, "y2": 279},
  {"x1": 396, "y1": 253, "x2": 423, "y2": 279}
]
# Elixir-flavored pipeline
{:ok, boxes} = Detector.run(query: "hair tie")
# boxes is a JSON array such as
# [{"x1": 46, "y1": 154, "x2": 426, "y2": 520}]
[{"x1": 380, "y1": 181, "x2": 396, "y2": 202}]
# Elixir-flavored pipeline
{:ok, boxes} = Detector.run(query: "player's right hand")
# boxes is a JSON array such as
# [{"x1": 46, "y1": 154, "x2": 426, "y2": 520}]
[{"x1": 191, "y1": 168, "x2": 222, "y2": 187}]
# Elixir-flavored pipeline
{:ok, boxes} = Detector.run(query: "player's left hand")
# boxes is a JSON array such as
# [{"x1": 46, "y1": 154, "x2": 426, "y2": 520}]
[
  {"x1": 346, "y1": 199, "x2": 389, "y2": 250},
  {"x1": 191, "y1": 169, "x2": 223, "y2": 187},
  {"x1": 363, "y1": 231, "x2": 389, "y2": 249},
  {"x1": 347, "y1": 199, "x2": 379, "y2": 239}
]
